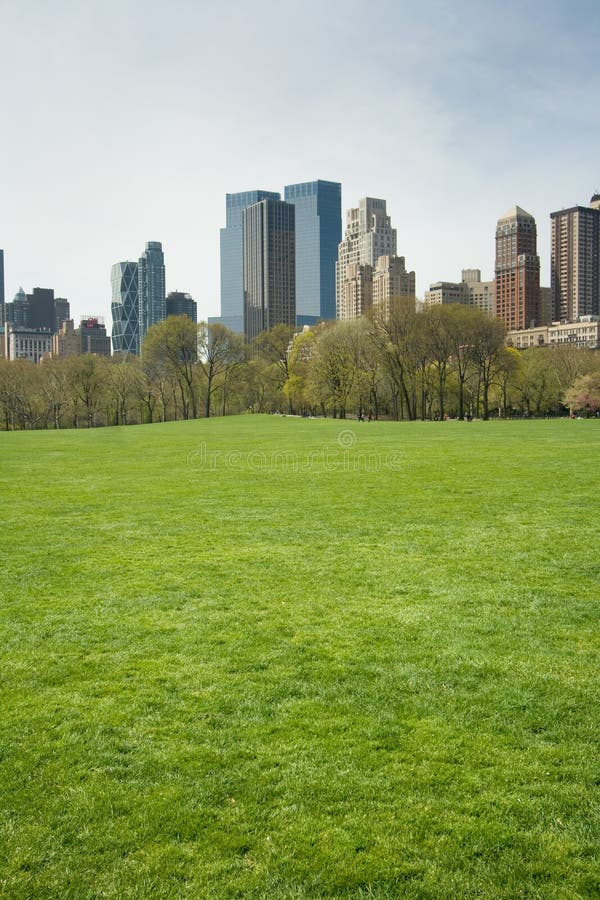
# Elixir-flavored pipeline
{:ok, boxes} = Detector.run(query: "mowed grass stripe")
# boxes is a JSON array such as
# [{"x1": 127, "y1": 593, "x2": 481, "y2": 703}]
[{"x1": 0, "y1": 417, "x2": 598, "y2": 898}]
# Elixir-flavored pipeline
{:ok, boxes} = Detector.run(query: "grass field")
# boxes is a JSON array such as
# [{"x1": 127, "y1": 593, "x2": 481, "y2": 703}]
[{"x1": 1, "y1": 416, "x2": 599, "y2": 898}]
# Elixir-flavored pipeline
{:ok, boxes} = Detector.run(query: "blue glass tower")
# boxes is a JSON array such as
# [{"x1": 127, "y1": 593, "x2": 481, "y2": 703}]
[
  {"x1": 218, "y1": 190, "x2": 281, "y2": 333},
  {"x1": 111, "y1": 261, "x2": 140, "y2": 355},
  {"x1": 284, "y1": 180, "x2": 341, "y2": 323},
  {"x1": 138, "y1": 241, "x2": 166, "y2": 346}
]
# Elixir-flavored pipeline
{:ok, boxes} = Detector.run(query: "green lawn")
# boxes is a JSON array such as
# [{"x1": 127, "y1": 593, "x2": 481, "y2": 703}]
[{"x1": 1, "y1": 416, "x2": 599, "y2": 898}]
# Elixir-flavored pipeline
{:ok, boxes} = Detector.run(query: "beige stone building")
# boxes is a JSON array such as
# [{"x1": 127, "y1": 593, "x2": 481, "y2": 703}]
[
  {"x1": 372, "y1": 255, "x2": 416, "y2": 318},
  {"x1": 52, "y1": 318, "x2": 112, "y2": 357},
  {"x1": 424, "y1": 281, "x2": 469, "y2": 307},
  {"x1": 424, "y1": 269, "x2": 494, "y2": 316},
  {"x1": 338, "y1": 263, "x2": 373, "y2": 319},
  {"x1": 507, "y1": 317, "x2": 600, "y2": 350},
  {"x1": 336, "y1": 198, "x2": 397, "y2": 318}
]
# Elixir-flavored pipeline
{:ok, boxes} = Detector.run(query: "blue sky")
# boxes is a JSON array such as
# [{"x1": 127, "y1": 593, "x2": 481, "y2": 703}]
[{"x1": 1, "y1": 0, "x2": 599, "y2": 324}]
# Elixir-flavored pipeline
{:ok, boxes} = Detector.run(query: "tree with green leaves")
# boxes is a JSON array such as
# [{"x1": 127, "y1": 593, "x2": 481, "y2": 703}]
[
  {"x1": 143, "y1": 316, "x2": 199, "y2": 420},
  {"x1": 467, "y1": 316, "x2": 507, "y2": 419},
  {"x1": 197, "y1": 322, "x2": 244, "y2": 418}
]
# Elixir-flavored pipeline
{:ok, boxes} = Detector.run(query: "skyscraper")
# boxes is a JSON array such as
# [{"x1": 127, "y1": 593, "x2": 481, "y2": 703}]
[
  {"x1": 550, "y1": 195, "x2": 600, "y2": 322},
  {"x1": 494, "y1": 206, "x2": 540, "y2": 330},
  {"x1": 138, "y1": 241, "x2": 166, "y2": 345},
  {"x1": 283, "y1": 180, "x2": 341, "y2": 324},
  {"x1": 219, "y1": 190, "x2": 281, "y2": 333},
  {"x1": 3, "y1": 287, "x2": 28, "y2": 328},
  {"x1": 27, "y1": 287, "x2": 55, "y2": 331},
  {"x1": 24, "y1": 288, "x2": 70, "y2": 333},
  {"x1": 336, "y1": 198, "x2": 397, "y2": 318},
  {"x1": 166, "y1": 291, "x2": 197, "y2": 322},
  {"x1": 111, "y1": 261, "x2": 140, "y2": 355},
  {"x1": 243, "y1": 198, "x2": 295, "y2": 342}
]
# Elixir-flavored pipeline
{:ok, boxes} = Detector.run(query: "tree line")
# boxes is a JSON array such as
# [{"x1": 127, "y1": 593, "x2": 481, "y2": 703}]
[{"x1": 1, "y1": 302, "x2": 599, "y2": 430}]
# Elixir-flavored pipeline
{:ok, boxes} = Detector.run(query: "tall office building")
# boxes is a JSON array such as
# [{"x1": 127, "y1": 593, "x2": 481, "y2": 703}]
[
  {"x1": 27, "y1": 287, "x2": 55, "y2": 331},
  {"x1": 54, "y1": 298, "x2": 70, "y2": 332},
  {"x1": 24, "y1": 288, "x2": 70, "y2": 333},
  {"x1": 336, "y1": 198, "x2": 397, "y2": 318},
  {"x1": 372, "y1": 255, "x2": 416, "y2": 318},
  {"x1": 138, "y1": 241, "x2": 166, "y2": 345},
  {"x1": 550, "y1": 195, "x2": 600, "y2": 322},
  {"x1": 111, "y1": 261, "x2": 140, "y2": 355},
  {"x1": 494, "y1": 206, "x2": 540, "y2": 330},
  {"x1": 283, "y1": 180, "x2": 341, "y2": 324},
  {"x1": 166, "y1": 291, "x2": 197, "y2": 322},
  {"x1": 218, "y1": 190, "x2": 281, "y2": 333},
  {"x1": 243, "y1": 198, "x2": 295, "y2": 342},
  {"x1": 3, "y1": 287, "x2": 28, "y2": 328}
]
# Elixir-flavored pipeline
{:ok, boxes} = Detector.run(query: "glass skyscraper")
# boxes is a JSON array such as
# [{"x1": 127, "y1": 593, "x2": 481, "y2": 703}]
[
  {"x1": 166, "y1": 291, "x2": 197, "y2": 322},
  {"x1": 111, "y1": 261, "x2": 140, "y2": 355},
  {"x1": 138, "y1": 241, "x2": 166, "y2": 345},
  {"x1": 243, "y1": 199, "x2": 295, "y2": 342},
  {"x1": 219, "y1": 190, "x2": 281, "y2": 333},
  {"x1": 284, "y1": 180, "x2": 341, "y2": 323}
]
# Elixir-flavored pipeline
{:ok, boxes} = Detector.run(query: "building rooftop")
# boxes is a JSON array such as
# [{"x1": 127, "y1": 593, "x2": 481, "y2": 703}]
[{"x1": 498, "y1": 205, "x2": 535, "y2": 222}]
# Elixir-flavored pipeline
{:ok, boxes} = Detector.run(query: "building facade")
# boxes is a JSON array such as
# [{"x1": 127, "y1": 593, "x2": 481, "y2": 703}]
[
  {"x1": 339, "y1": 263, "x2": 373, "y2": 319},
  {"x1": 424, "y1": 281, "x2": 469, "y2": 306},
  {"x1": 494, "y1": 206, "x2": 541, "y2": 330},
  {"x1": 138, "y1": 241, "x2": 165, "y2": 346},
  {"x1": 507, "y1": 317, "x2": 600, "y2": 350},
  {"x1": 2, "y1": 287, "x2": 70, "y2": 334},
  {"x1": 550, "y1": 195, "x2": 600, "y2": 322},
  {"x1": 3, "y1": 287, "x2": 28, "y2": 329},
  {"x1": 424, "y1": 270, "x2": 495, "y2": 316},
  {"x1": 467, "y1": 276, "x2": 495, "y2": 317},
  {"x1": 283, "y1": 180, "x2": 341, "y2": 324},
  {"x1": 219, "y1": 190, "x2": 281, "y2": 333},
  {"x1": 166, "y1": 291, "x2": 197, "y2": 322},
  {"x1": 336, "y1": 197, "x2": 397, "y2": 318},
  {"x1": 52, "y1": 318, "x2": 111, "y2": 357},
  {"x1": 79, "y1": 318, "x2": 111, "y2": 355},
  {"x1": 372, "y1": 255, "x2": 416, "y2": 318},
  {"x1": 243, "y1": 198, "x2": 295, "y2": 342},
  {"x1": 540, "y1": 287, "x2": 553, "y2": 325},
  {"x1": 4, "y1": 325, "x2": 52, "y2": 363},
  {"x1": 111, "y1": 261, "x2": 140, "y2": 355}
]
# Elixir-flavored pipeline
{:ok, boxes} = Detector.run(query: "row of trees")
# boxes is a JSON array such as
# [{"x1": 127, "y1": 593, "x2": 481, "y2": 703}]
[{"x1": 1, "y1": 303, "x2": 599, "y2": 430}]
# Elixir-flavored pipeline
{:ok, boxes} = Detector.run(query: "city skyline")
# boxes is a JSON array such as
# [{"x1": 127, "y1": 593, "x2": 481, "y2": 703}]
[{"x1": 2, "y1": 2, "x2": 600, "y2": 325}]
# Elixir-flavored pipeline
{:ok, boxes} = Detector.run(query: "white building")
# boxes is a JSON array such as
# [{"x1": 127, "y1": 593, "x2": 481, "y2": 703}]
[{"x1": 4, "y1": 325, "x2": 53, "y2": 363}]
